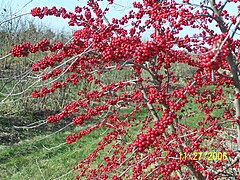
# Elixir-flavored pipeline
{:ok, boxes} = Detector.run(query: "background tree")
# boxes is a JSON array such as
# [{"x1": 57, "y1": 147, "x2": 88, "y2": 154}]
[
  {"x1": 4, "y1": 0, "x2": 240, "y2": 179},
  {"x1": 0, "y1": 2, "x2": 74, "y2": 145}
]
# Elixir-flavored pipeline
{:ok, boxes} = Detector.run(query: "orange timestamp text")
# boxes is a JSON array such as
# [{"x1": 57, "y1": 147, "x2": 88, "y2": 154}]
[{"x1": 179, "y1": 151, "x2": 228, "y2": 161}]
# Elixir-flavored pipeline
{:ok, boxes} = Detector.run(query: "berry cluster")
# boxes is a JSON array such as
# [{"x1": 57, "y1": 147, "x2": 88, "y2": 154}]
[
  {"x1": 134, "y1": 127, "x2": 160, "y2": 152},
  {"x1": 11, "y1": 39, "x2": 63, "y2": 58}
]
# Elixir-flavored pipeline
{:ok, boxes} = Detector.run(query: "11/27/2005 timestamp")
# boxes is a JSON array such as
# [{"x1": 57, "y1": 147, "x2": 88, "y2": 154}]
[{"x1": 179, "y1": 152, "x2": 228, "y2": 161}]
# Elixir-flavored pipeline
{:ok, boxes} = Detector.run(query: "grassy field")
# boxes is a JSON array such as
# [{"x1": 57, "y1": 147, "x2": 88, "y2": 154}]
[
  {"x1": 0, "y1": 125, "x2": 108, "y2": 179},
  {"x1": 0, "y1": 85, "x2": 231, "y2": 179}
]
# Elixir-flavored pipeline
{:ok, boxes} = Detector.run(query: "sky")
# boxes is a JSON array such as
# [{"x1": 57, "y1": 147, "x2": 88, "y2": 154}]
[
  {"x1": 0, "y1": 0, "x2": 239, "y2": 39},
  {"x1": 0, "y1": 0, "x2": 136, "y2": 33}
]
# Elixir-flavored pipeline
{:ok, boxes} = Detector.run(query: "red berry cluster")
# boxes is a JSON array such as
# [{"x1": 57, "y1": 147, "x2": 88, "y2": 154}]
[
  {"x1": 11, "y1": 42, "x2": 30, "y2": 57},
  {"x1": 11, "y1": 38, "x2": 64, "y2": 58},
  {"x1": 134, "y1": 127, "x2": 160, "y2": 152}
]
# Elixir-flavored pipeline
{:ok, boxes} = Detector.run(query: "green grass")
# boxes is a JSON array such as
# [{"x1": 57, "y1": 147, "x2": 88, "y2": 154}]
[{"x1": 0, "y1": 126, "x2": 107, "y2": 180}]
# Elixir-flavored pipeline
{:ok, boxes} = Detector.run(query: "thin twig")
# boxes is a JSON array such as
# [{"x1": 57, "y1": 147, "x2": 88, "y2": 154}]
[
  {"x1": 13, "y1": 120, "x2": 47, "y2": 129},
  {"x1": 0, "y1": 53, "x2": 11, "y2": 60},
  {"x1": 53, "y1": 169, "x2": 73, "y2": 180},
  {"x1": 36, "y1": 159, "x2": 46, "y2": 180},
  {"x1": 42, "y1": 142, "x2": 66, "y2": 151},
  {"x1": 0, "y1": 13, "x2": 30, "y2": 26},
  {"x1": 15, "y1": 0, "x2": 33, "y2": 15},
  {"x1": 37, "y1": 122, "x2": 73, "y2": 142}
]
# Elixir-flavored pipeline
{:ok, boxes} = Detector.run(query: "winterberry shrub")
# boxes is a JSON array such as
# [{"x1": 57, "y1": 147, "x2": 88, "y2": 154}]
[{"x1": 10, "y1": 0, "x2": 240, "y2": 179}]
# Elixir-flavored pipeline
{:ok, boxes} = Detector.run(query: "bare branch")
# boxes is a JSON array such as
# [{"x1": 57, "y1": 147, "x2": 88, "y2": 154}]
[
  {"x1": 0, "y1": 53, "x2": 11, "y2": 60},
  {"x1": 220, "y1": 0, "x2": 230, "y2": 12},
  {"x1": 13, "y1": 120, "x2": 47, "y2": 129},
  {"x1": 0, "y1": 13, "x2": 30, "y2": 26}
]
